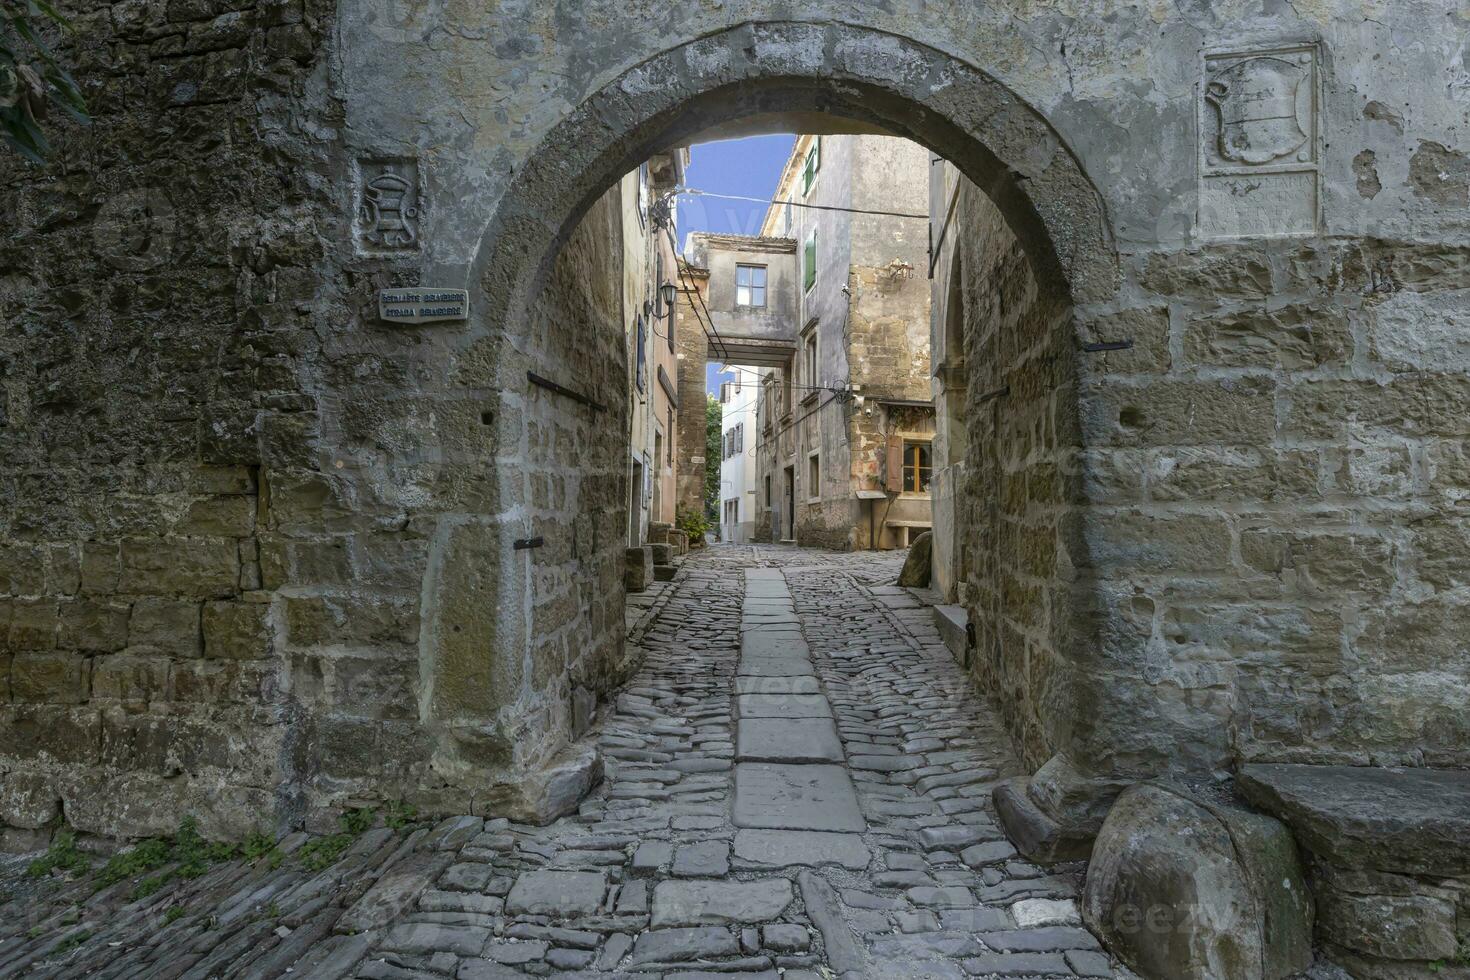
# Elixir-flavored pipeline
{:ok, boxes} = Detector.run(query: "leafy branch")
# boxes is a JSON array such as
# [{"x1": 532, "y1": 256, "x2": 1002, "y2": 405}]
[{"x1": 1, "y1": 0, "x2": 89, "y2": 164}]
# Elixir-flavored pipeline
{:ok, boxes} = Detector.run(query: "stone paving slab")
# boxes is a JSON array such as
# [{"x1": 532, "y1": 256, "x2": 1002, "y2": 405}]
[
  {"x1": 732, "y1": 829, "x2": 871, "y2": 870},
  {"x1": 735, "y1": 693, "x2": 833, "y2": 718},
  {"x1": 650, "y1": 878, "x2": 795, "y2": 927},
  {"x1": 736, "y1": 656, "x2": 816, "y2": 677},
  {"x1": 740, "y1": 626, "x2": 808, "y2": 646},
  {"x1": 736, "y1": 717, "x2": 845, "y2": 763},
  {"x1": 733, "y1": 675, "x2": 821, "y2": 695},
  {"x1": 733, "y1": 763, "x2": 865, "y2": 831}
]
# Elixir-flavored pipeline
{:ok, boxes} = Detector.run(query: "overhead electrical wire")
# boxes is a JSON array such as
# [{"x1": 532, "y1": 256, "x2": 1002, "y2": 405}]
[{"x1": 675, "y1": 187, "x2": 929, "y2": 222}]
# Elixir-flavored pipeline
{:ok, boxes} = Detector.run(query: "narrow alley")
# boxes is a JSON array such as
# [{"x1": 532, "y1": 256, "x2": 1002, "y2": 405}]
[{"x1": 0, "y1": 548, "x2": 1112, "y2": 979}]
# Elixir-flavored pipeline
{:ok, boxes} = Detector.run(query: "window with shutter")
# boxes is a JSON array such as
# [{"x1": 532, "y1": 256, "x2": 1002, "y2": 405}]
[
  {"x1": 635, "y1": 317, "x2": 646, "y2": 392},
  {"x1": 885, "y1": 431, "x2": 904, "y2": 492},
  {"x1": 803, "y1": 230, "x2": 817, "y2": 292}
]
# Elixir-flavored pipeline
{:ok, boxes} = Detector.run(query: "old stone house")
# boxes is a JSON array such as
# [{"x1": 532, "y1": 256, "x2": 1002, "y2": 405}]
[
  {"x1": 0, "y1": 2, "x2": 1467, "y2": 975},
  {"x1": 750, "y1": 134, "x2": 937, "y2": 549}
]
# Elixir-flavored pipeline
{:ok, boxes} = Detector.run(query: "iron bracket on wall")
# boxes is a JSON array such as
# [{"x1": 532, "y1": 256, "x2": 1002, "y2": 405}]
[
  {"x1": 513, "y1": 537, "x2": 544, "y2": 551},
  {"x1": 977, "y1": 385, "x2": 1009, "y2": 405},
  {"x1": 1081, "y1": 339, "x2": 1134, "y2": 353},
  {"x1": 527, "y1": 371, "x2": 606, "y2": 413}
]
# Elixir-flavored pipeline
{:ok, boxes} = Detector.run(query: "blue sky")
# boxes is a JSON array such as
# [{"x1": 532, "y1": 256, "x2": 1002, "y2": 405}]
[{"x1": 675, "y1": 134, "x2": 796, "y2": 394}]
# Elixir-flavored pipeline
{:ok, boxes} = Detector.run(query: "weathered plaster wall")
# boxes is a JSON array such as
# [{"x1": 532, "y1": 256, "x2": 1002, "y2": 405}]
[{"x1": 848, "y1": 136, "x2": 934, "y2": 551}]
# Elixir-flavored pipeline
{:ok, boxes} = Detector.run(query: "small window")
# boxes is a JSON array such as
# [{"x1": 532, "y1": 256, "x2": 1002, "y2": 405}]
[
  {"x1": 803, "y1": 230, "x2": 817, "y2": 293},
  {"x1": 903, "y1": 442, "x2": 933, "y2": 493},
  {"x1": 765, "y1": 475, "x2": 772, "y2": 507},
  {"x1": 735, "y1": 265, "x2": 767, "y2": 307},
  {"x1": 801, "y1": 137, "x2": 821, "y2": 196},
  {"x1": 807, "y1": 453, "x2": 820, "y2": 501},
  {"x1": 803, "y1": 330, "x2": 818, "y2": 387}
]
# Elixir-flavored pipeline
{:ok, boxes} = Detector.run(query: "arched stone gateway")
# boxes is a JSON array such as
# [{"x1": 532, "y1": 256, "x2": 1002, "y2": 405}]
[
  {"x1": 451, "y1": 19, "x2": 1124, "y2": 829},
  {"x1": 1, "y1": 5, "x2": 1468, "y2": 971}
]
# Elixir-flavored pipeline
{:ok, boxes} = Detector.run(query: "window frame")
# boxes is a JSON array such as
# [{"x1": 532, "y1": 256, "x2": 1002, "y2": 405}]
[
  {"x1": 806, "y1": 451, "x2": 821, "y2": 504},
  {"x1": 734, "y1": 263, "x2": 767, "y2": 308},
  {"x1": 801, "y1": 326, "x2": 819, "y2": 396},
  {"x1": 802, "y1": 229, "x2": 817, "y2": 293},
  {"x1": 902, "y1": 440, "x2": 934, "y2": 494}
]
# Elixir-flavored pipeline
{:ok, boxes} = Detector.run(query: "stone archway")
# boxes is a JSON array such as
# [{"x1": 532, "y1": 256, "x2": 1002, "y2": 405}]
[
  {"x1": 472, "y1": 22, "x2": 1117, "y2": 342},
  {"x1": 440, "y1": 20, "x2": 1121, "y2": 822}
]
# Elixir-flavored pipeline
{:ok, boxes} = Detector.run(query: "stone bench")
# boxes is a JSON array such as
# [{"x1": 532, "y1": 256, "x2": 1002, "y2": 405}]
[{"x1": 1238, "y1": 764, "x2": 1470, "y2": 974}]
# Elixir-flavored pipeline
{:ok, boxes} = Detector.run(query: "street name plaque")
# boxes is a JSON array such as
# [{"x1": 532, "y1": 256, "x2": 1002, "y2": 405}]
[{"x1": 378, "y1": 288, "x2": 469, "y2": 324}]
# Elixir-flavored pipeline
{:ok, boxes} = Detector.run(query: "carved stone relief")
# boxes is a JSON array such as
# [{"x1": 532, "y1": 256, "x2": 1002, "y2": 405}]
[
  {"x1": 355, "y1": 158, "x2": 422, "y2": 252},
  {"x1": 1198, "y1": 45, "x2": 1320, "y2": 238}
]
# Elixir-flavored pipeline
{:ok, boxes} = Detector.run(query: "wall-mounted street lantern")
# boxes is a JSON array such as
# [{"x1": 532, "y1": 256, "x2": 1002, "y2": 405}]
[{"x1": 644, "y1": 281, "x2": 677, "y2": 321}]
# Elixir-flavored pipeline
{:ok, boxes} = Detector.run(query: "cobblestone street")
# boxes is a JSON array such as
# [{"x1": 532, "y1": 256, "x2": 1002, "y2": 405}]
[{"x1": 1, "y1": 547, "x2": 1116, "y2": 979}]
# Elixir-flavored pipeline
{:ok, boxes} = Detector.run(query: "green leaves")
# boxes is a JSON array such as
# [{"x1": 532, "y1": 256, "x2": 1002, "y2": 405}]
[{"x1": 1, "y1": 0, "x2": 89, "y2": 164}]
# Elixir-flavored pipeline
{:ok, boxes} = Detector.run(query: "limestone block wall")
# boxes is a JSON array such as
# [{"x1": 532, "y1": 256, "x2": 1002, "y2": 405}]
[
  {"x1": 945, "y1": 182, "x2": 1081, "y2": 773},
  {"x1": 1073, "y1": 237, "x2": 1470, "y2": 776},
  {"x1": 0, "y1": 0, "x2": 638, "y2": 841}
]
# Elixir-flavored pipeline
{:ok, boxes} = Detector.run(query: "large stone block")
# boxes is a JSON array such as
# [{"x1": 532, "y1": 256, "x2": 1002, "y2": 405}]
[
  {"x1": 119, "y1": 536, "x2": 240, "y2": 597},
  {"x1": 897, "y1": 530, "x2": 933, "y2": 586},
  {"x1": 1082, "y1": 783, "x2": 1312, "y2": 980},
  {"x1": 993, "y1": 776, "x2": 1095, "y2": 863},
  {"x1": 625, "y1": 545, "x2": 653, "y2": 592},
  {"x1": 0, "y1": 769, "x2": 62, "y2": 830},
  {"x1": 2, "y1": 706, "x2": 102, "y2": 764},
  {"x1": 92, "y1": 655, "x2": 170, "y2": 703},
  {"x1": 58, "y1": 599, "x2": 130, "y2": 652},
  {"x1": 285, "y1": 594, "x2": 418, "y2": 649},
  {"x1": 1080, "y1": 378, "x2": 1275, "y2": 448},
  {"x1": 6, "y1": 600, "x2": 59, "y2": 650},
  {"x1": 417, "y1": 521, "x2": 525, "y2": 730},
  {"x1": 1183, "y1": 303, "x2": 1350, "y2": 371},
  {"x1": 1316, "y1": 881, "x2": 1458, "y2": 962},
  {"x1": 128, "y1": 597, "x2": 203, "y2": 656},
  {"x1": 1236, "y1": 764, "x2": 1470, "y2": 876},
  {"x1": 202, "y1": 600, "x2": 271, "y2": 659},
  {"x1": 10, "y1": 652, "x2": 90, "y2": 704}
]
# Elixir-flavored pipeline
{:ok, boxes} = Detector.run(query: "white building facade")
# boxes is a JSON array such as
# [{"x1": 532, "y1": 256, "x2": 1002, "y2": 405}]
[{"x1": 718, "y1": 372, "x2": 760, "y2": 544}]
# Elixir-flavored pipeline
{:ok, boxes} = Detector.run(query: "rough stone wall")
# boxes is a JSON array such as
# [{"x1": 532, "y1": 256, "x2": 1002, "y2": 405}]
[
  {"x1": 0, "y1": 0, "x2": 636, "y2": 839},
  {"x1": 673, "y1": 270, "x2": 710, "y2": 522},
  {"x1": 0, "y1": 0, "x2": 335, "y2": 844},
  {"x1": 1075, "y1": 236, "x2": 1470, "y2": 776},
  {"x1": 942, "y1": 181, "x2": 1082, "y2": 773}
]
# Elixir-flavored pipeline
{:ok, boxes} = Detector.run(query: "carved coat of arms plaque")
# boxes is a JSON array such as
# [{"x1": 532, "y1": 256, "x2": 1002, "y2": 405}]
[
  {"x1": 355, "y1": 159, "x2": 422, "y2": 253},
  {"x1": 1198, "y1": 44, "x2": 1320, "y2": 239}
]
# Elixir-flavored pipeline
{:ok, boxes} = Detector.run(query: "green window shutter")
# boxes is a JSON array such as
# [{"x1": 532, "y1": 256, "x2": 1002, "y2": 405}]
[
  {"x1": 803, "y1": 232, "x2": 817, "y2": 291},
  {"x1": 812, "y1": 135, "x2": 820, "y2": 174}
]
